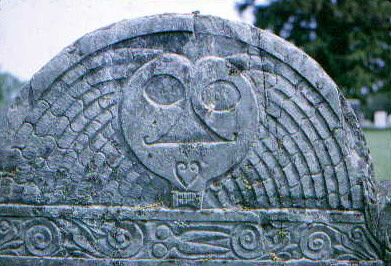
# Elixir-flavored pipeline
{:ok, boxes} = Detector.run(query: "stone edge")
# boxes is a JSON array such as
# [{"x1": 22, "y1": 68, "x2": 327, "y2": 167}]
[{"x1": 28, "y1": 13, "x2": 341, "y2": 116}]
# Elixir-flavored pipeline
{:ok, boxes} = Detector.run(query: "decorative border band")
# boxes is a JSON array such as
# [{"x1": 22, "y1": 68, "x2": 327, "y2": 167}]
[
  {"x1": 0, "y1": 256, "x2": 385, "y2": 265},
  {"x1": 0, "y1": 205, "x2": 381, "y2": 262}
]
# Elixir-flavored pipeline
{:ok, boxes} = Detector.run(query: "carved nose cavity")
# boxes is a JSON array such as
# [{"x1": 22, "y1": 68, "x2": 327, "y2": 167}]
[
  {"x1": 144, "y1": 109, "x2": 218, "y2": 145},
  {"x1": 144, "y1": 81, "x2": 243, "y2": 145}
]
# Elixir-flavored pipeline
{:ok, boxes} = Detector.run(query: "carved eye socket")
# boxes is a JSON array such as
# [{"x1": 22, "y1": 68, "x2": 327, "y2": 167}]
[
  {"x1": 201, "y1": 81, "x2": 241, "y2": 111},
  {"x1": 189, "y1": 162, "x2": 200, "y2": 173},
  {"x1": 144, "y1": 75, "x2": 184, "y2": 105},
  {"x1": 176, "y1": 162, "x2": 187, "y2": 171}
]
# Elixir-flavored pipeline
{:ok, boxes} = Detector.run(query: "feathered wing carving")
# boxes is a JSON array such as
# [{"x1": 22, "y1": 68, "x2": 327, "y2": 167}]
[
  {"x1": 3, "y1": 48, "x2": 168, "y2": 205},
  {"x1": 205, "y1": 52, "x2": 373, "y2": 211},
  {"x1": 0, "y1": 48, "x2": 374, "y2": 211}
]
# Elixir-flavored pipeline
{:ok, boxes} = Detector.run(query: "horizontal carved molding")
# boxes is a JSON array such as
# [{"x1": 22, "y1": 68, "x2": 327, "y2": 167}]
[
  {"x1": 0, "y1": 256, "x2": 385, "y2": 265},
  {"x1": 0, "y1": 204, "x2": 365, "y2": 223}
]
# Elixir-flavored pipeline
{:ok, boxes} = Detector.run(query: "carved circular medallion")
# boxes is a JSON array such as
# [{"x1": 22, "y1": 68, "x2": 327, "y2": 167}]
[
  {"x1": 23, "y1": 218, "x2": 60, "y2": 256},
  {"x1": 121, "y1": 54, "x2": 258, "y2": 191},
  {"x1": 98, "y1": 221, "x2": 143, "y2": 258}
]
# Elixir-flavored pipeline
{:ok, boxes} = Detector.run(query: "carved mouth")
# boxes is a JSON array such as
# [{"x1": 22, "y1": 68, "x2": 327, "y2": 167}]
[
  {"x1": 143, "y1": 110, "x2": 234, "y2": 145},
  {"x1": 143, "y1": 136, "x2": 232, "y2": 146},
  {"x1": 142, "y1": 100, "x2": 240, "y2": 146}
]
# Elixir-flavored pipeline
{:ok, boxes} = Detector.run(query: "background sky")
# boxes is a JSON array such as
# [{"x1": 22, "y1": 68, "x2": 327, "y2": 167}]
[{"x1": 0, "y1": 0, "x2": 255, "y2": 81}]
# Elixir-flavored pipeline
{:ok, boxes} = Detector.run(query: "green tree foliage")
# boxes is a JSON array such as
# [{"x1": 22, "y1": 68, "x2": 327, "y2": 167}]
[
  {"x1": 238, "y1": 0, "x2": 391, "y2": 116},
  {"x1": 0, "y1": 71, "x2": 24, "y2": 107}
]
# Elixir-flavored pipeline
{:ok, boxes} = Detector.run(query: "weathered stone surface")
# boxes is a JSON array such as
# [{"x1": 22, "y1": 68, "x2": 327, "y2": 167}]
[{"x1": 0, "y1": 13, "x2": 388, "y2": 264}]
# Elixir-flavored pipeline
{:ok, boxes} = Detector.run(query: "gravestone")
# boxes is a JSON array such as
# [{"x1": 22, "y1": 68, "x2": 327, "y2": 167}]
[
  {"x1": 0, "y1": 14, "x2": 390, "y2": 265},
  {"x1": 374, "y1": 111, "x2": 388, "y2": 128}
]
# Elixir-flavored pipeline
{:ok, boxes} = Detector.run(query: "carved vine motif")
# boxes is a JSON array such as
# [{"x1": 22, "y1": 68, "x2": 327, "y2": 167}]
[
  {"x1": 0, "y1": 217, "x2": 144, "y2": 258},
  {"x1": 297, "y1": 223, "x2": 379, "y2": 261},
  {"x1": 0, "y1": 215, "x2": 380, "y2": 261},
  {"x1": 261, "y1": 222, "x2": 297, "y2": 260},
  {"x1": 58, "y1": 219, "x2": 144, "y2": 258},
  {"x1": 0, "y1": 219, "x2": 22, "y2": 256}
]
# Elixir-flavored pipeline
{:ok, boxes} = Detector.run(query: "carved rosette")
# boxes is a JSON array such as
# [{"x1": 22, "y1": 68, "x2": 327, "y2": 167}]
[{"x1": 97, "y1": 221, "x2": 143, "y2": 258}]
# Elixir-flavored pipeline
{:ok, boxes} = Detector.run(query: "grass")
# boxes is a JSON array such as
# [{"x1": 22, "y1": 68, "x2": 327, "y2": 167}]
[{"x1": 363, "y1": 129, "x2": 391, "y2": 180}]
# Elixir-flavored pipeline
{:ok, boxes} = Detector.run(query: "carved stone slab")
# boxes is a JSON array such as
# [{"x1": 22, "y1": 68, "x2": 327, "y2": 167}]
[{"x1": 0, "y1": 14, "x2": 388, "y2": 264}]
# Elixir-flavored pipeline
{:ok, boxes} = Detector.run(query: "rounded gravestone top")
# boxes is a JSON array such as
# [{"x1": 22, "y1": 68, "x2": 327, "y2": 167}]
[
  {"x1": 0, "y1": 13, "x2": 388, "y2": 264},
  {"x1": 0, "y1": 13, "x2": 376, "y2": 211}
]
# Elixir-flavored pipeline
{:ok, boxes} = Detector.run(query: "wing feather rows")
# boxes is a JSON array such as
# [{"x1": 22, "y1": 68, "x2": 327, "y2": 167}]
[
  {"x1": 8, "y1": 48, "x2": 371, "y2": 210},
  {"x1": 206, "y1": 53, "x2": 368, "y2": 210},
  {"x1": 12, "y1": 48, "x2": 165, "y2": 204}
]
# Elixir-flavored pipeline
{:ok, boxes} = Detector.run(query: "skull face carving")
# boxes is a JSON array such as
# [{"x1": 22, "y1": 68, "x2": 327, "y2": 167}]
[{"x1": 120, "y1": 54, "x2": 258, "y2": 191}]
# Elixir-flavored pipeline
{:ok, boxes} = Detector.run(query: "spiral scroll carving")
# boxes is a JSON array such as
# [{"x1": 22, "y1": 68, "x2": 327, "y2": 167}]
[
  {"x1": 231, "y1": 224, "x2": 263, "y2": 259},
  {"x1": 23, "y1": 218, "x2": 60, "y2": 256},
  {"x1": 300, "y1": 225, "x2": 333, "y2": 260}
]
